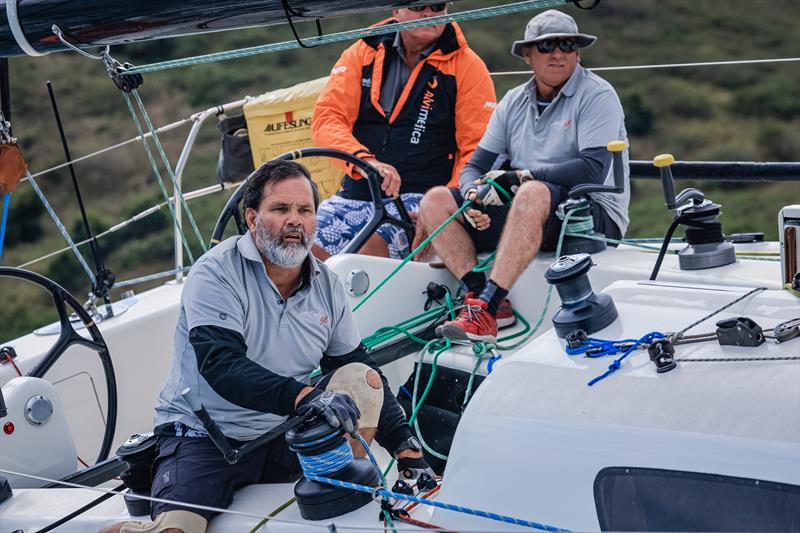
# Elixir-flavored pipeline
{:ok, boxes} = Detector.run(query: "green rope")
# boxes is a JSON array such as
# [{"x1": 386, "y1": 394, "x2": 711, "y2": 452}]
[
  {"x1": 383, "y1": 508, "x2": 398, "y2": 533},
  {"x1": 248, "y1": 497, "x2": 296, "y2": 533},
  {"x1": 461, "y1": 353, "x2": 485, "y2": 409},
  {"x1": 131, "y1": 90, "x2": 208, "y2": 253},
  {"x1": 122, "y1": 92, "x2": 195, "y2": 263},
  {"x1": 383, "y1": 338, "x2": 451, "y2": 477},
  {"x1": 353, "y1": 201, "x2": 474, "y2": 312},
  {"x1": 362, "y1": 306, "x2": 448, "y2": 349},
  {"x1": 126, "y1": 0, "x2": 569, "y2": 74},
  {"x1": 496, "y1": 309, "x2": 531, "y2": 345},
  {"x1": 472, "y1": 252, "x2": 496, "y2": 273}
]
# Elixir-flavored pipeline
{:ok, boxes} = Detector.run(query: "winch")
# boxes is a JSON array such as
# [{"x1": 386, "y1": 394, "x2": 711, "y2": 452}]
[
  {"x1": 653, "y1": 154, "x2": 736, "y2": 271},
  {"x1": 545, "y1": 253, "x2": 618, "y2": 337},
  {"x1": 558, "y1": 140, "x2": 628, "y2": 255},
  {"x1": 286, "y1": 416, "x2": 381, "y2": 520}
]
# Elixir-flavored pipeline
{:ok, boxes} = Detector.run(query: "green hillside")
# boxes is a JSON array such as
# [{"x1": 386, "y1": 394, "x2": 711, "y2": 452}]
[{"x1": 1, "y1": 0, "x2": 799, "y2": 341}]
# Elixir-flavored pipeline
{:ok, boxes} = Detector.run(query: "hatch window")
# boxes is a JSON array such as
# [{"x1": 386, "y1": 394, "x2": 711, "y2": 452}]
[{"x1": 594, "y1": 467, "x2": 800, "y2": 531}]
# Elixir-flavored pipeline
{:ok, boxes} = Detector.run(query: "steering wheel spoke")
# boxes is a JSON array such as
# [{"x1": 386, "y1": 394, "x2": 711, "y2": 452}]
[
  {"x1": 0, "y1": 267, "x2": 117, "y2": 465},
  {"x1": 210, "y1": 148, "x2": 415, "y2": 254}
]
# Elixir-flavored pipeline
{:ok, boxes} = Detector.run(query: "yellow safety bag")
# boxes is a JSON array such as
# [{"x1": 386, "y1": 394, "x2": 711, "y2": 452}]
[{"x1": 244, "y1": 77, "x2": 341, "y2": 200}]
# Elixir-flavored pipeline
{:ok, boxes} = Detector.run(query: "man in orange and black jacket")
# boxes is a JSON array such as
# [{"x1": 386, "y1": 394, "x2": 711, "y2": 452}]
[{"x1": 312, "y1": 3, "x2": 496, "y2": 260}]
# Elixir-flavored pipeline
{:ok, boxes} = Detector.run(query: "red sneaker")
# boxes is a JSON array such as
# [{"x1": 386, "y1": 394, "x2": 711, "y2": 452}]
[
  {"x1": 462, "y1": 292, "x2": 516, "y2": 330},
  {"x1": 496, "y1": 298, "x2": 516, "y2": 329},
  {"x1": 437, "y1": 297, "x2": 498, "y2": 342}
]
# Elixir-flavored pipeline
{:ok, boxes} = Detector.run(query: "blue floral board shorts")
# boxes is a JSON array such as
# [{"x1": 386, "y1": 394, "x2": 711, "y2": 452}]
[{"x1": 316, "y1": 193, "x2": 423, "y2": 259}]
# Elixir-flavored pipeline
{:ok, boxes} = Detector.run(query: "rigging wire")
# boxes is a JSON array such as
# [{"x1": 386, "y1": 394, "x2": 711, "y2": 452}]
[
  {"x1": 490, "y1": 57, "x2": 800, "y2": 76},
  {"x1": 124, "y1": 0, "x2": 572, "y2": 74},
  {"x1": 1, "y1": 468, "x2": 534, "y2": 533}
]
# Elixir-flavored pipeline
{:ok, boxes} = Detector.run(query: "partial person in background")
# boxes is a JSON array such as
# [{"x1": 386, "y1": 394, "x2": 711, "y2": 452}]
[
  {"x1": 312, "y1": 2, "x2": 496, "y2": 260},
  {"x1": 418, "y1": 9, "x2": 630, "y2": 342}
]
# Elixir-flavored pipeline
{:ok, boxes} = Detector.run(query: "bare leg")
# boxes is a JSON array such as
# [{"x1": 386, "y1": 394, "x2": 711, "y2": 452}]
[
  {"x1": 489, "y1": 181, "x2": 552, "y2": 289},
  {"x1": 419, "y1": 186, "x2": 477, "y2": 278},
  {"x1": 311, "y1": 244, "x2": 331, "y2": 261},
  {"x1": 357, "y1": 234, "x2": 391, "y2": 258}
]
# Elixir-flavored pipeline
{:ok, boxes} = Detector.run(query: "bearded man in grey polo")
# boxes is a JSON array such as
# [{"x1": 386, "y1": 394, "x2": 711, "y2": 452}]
[
  {"x1": 104, "y1": 160, "x2": 432, "y2": 533},
  {"x1": 418, "y1": 9, "x2": 630, "y2": 343}
]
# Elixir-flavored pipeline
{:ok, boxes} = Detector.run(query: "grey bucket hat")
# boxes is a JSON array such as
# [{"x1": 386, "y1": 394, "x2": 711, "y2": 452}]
[{"x1": 511, "y1": 10, "x2": 597, "y2": 58}]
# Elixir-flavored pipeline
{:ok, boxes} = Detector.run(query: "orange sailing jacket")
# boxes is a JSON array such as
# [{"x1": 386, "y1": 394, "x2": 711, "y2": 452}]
[{"x1": 312, "y1": 20, "x2": 496, "y2": 201}]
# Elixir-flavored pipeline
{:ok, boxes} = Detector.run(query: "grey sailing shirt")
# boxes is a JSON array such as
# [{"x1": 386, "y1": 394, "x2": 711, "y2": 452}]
[
  {"x1": 474, "y1": 64, "x2": 630, "y2": 234},
  {"x1": 154, "y1": 232, "x2": 361, "y2": 441}
]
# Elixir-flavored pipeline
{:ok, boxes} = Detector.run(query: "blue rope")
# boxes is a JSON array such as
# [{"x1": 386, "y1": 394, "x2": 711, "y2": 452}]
[
  {"x1": 0, "y1": 192, "x2": 10, "y2": 262},
  {"x1": 304, "y1": 473, "x2": 569, "y2": 532},
  {"x1": 296, "y1": 440, "x2": 354, "y2": 476},
  {"x1": 586, "y1": 332, "x2": 665, "y2": 386},
  {"x1": 487, "y1": 354, "x2": 502, "y2": 373},
  {"x1": 565, "y1": 337, "x2": 640, "y2": 358}
]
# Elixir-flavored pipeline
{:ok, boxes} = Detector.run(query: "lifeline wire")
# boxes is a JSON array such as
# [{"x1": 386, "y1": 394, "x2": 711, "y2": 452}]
[
  {"x1": 125, "y1": 0, "x2": 570, "y2": 74},
  {"x1": 491, "y1": 57, "x2": 800, "y2": 76}
]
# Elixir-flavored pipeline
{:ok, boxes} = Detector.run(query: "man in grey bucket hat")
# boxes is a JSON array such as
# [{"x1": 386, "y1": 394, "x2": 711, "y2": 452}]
[
  {"x1": 418, "y1": 9, "x2": 630, "y2": 342},
  {"x1": 511, "y1": 9, "x2": 597, "y2": 58}
]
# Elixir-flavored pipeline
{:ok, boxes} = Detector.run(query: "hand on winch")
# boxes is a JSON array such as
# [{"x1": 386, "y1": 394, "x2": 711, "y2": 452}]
[{"x1": 297, "y1": 390, "x2": 361, "y2": 436}]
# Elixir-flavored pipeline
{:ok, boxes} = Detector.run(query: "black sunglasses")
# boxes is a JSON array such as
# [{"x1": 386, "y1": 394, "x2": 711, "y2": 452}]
[
  {"x1": 534, "y1": 39, "x2": 579, "y2": 54},
  {"x1": 408, "y1": 3, "x2": 448, "y2": 12}
]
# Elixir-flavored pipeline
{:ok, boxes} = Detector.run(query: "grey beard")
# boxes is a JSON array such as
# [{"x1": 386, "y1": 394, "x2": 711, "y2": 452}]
[{"x1": 253, "y1": 218, "x2": 315, "y2": 268}]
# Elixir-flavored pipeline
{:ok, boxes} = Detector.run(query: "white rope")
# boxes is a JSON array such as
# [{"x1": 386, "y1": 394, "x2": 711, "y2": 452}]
[
  {"x1": 20, "y1": 117, "x2": 192, "y2": 183},
  {"x1": 490, "y1": 56, "x2": 800, "y2": 76},
  {"x1": 0, "y1": 468, "x2": 483, "y2": 532}
]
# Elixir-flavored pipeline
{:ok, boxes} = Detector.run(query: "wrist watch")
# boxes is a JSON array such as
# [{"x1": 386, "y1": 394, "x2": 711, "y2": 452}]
[{"x1": 394, "y1": 435, "x2": 422, "y2": 455}]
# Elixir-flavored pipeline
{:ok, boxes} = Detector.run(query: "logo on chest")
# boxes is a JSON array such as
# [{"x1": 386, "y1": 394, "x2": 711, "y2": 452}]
[
  {"x1": 410, "y1": 77, "x2": 438, "y2": 145},
  {"x1": 301, "y1": 311, "x2": 330, "y2": 327},
  {"x1": 550, "y1": 119, "x2": 573, "y2": 130}
]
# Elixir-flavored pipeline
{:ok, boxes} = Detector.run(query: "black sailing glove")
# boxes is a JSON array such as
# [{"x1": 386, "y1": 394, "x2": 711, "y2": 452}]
[
  {"x1": 397, "y1": 456, "x2": 437, "y2": 490},
  {"x1": 297, "y1": 389, "x2": 360, "y2": 436},
  {"x1": 474, "y1": 169, "x2": 534, "y2": 206}
]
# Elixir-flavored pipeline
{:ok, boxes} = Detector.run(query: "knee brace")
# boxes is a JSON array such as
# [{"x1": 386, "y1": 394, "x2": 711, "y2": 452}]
[
  {"x1": 325, "y1": 363, "x2": 383, "y2": 428},
  {"x1": 119, "y1": 510, "x2": 207, "y2": 533}
]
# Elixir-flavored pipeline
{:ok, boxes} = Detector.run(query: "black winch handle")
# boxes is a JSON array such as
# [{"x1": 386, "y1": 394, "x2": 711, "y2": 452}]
[
  {"x1": 181, "y1": 388, "x2": 238, "y2": 463},
  {"x1": 181, "y1": 387, "x2": 313, "y2": 465}
]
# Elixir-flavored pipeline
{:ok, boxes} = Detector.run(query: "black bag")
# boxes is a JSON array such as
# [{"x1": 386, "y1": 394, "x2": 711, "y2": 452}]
[{"x1": 216, "y1": 114, "x2": 254, "y2": 184}]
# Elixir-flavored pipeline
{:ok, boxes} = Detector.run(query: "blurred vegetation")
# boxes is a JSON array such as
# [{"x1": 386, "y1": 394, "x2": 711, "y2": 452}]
[{"x1": 2, "y1": 0, "x2": 799, "y2": 341}]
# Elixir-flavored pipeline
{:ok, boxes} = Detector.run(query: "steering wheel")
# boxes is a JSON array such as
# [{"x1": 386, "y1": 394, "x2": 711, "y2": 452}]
[
  {"x1": 0, "y1": 267, "x2": 117, "y2": 464},
  {"x1": 210, "y1": 148, "x2": 415, "y2": 252}
]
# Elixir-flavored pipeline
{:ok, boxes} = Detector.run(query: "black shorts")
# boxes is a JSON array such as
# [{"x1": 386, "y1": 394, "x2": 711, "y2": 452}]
[
  {"x1": 449, "y1": 182, "x2": 621, "y2": 253},
  {"x1": 149, "y1": 432, "x2": 301, "y2": 520},
  {"x1": 150, "y1": 372, "x2": 342, "y2": 520}
]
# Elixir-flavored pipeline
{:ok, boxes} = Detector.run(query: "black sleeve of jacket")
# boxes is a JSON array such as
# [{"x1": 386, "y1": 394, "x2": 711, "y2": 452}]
[
  {"x1": 320, "y1": 345, "x2": 412, "y2": 455},
  {"x1": 190, "y1": 325, "x2": 306, "y2": 416},
  {"x1": 459, "y1": 146, "x2": 503, "y2": 197},
  {"x1": 530, "y1": 146, "x2": 611, "y2": 190}
]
